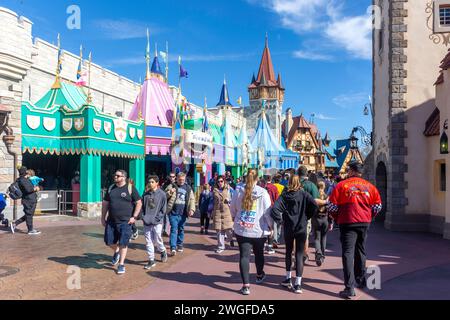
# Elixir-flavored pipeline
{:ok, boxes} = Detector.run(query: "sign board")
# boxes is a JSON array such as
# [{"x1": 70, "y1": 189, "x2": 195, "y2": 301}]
[{"x1": 184, "y1": 130, "x2": 212, "y2": 148}]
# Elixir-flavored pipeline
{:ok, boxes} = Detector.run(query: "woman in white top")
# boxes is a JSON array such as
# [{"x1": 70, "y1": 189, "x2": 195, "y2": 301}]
[{"x1": 230, "y1": 169, "x2": 273, "y2": 295}]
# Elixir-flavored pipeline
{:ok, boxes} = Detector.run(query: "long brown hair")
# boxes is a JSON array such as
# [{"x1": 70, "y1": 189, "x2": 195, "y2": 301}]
[
  {"x1": 242, "y1": 169, "x2": 257, "y2": 211},
  {"x1": 287, "y1": 174, "x2": 302, "y2": 192}
]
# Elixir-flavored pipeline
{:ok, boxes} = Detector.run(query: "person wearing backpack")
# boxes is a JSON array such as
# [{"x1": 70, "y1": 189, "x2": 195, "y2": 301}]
[
  {"x1": 10, "y1": 166, "x2": 41, "y2": 235},
  {"x1": 102, "y1": 169, "x2": 142, "y2": 275}
]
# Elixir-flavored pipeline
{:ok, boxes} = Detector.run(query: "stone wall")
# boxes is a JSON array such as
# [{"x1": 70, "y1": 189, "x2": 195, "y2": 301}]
[{"x1": 0, "y1": 6, "x2": 142, "y2": 219}]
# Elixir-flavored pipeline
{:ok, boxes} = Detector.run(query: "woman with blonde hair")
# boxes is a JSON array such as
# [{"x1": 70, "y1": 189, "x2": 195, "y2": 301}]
[
  {"x1": 271, "y1": 174, "x2": 318, "y2": 294},
  {"x1": 230, "y1": 169, "x2": 273, "y2": 295}
]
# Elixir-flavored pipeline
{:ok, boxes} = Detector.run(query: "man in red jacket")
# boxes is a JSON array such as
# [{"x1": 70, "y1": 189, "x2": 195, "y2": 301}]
[{"x1": 328, "y1": 161, "x2": 382, "y2": 299}]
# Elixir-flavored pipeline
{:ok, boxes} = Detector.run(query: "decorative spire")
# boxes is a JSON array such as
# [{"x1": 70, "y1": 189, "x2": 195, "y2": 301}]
[
  {"x1": 86, "y1": 51, "x2": 92, "y2": 104},
  {"x1": 260, "y1": 71, "x2": 268, "y2": 86},
  {"x1": 256, "y1": 34, "x2": 275, "y2": 84},
  {"x1": 265, "y1": 32, "x2": 268, "y2": 48},
  {"x1": 217, "y1": 77, "x2": 233, "y2": 107},
  {"x1": 277, "y1": 73, "x2": 283, "y2": 88},
  {"x1": 145, "y1": 28, "x2": 151, "y2": 80},
  {"x1": 251, "y1": 73, "x2": 256, "y2": 84},
  {"x1": 52, "y1": 33, "x2": 63, "y2": 89}
]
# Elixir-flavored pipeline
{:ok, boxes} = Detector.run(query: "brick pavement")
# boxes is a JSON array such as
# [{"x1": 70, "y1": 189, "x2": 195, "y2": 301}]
[{"x1": 1, "y1": 216, "x2": 450, "y2": 300}]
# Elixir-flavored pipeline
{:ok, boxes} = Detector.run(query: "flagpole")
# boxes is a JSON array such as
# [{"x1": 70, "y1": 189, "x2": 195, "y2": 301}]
[
  {"x1": 86, "y1": 52, "x2": 92, "y2": 104},
  {"x1": 145, "y1": 28, "x2": 151, "y2": 80},
  {"x1": 165, "y1": 41, "x2": 169, "y2": 84},
  {"x1": 52, "y1": 33, "x2": 62, "y2": 89}
]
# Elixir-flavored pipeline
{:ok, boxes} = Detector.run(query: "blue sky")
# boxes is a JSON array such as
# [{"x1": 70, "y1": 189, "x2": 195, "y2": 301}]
[{"x1": 2, "y1": 0, "x2": 373, "y2": 142}]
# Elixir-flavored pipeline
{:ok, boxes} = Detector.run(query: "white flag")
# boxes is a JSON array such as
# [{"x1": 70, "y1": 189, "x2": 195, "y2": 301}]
[{"x1": 160, "y1": 51, "x2": 168, "y2": 63}]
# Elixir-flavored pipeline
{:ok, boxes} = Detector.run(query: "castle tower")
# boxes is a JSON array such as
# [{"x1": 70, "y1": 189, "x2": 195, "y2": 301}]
[{"x1": 245, "y1": 35, "x2": 284, "y2": 144}]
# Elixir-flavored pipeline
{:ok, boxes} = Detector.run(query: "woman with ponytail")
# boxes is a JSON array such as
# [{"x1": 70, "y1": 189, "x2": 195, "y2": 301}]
[{"x1": 230, "y1": 169, "x2": 273, "y2": 296}]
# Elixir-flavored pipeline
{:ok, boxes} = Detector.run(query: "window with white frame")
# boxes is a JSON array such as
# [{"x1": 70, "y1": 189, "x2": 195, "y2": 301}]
[{"x1": 434, "y1": 0, "x2": 450, "y2": 32}]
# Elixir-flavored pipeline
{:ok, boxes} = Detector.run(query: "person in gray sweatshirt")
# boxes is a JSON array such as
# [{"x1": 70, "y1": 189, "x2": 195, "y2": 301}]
[
  {"x1": 141, "y1": 175, "x2": 168, "y2": 269},
  {"x1": 230, "y1": 169, "x2": 273, "y2": 296}
]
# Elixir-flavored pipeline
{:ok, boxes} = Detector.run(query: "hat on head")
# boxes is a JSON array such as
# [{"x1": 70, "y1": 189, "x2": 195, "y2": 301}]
[
  {"x1": 347, "y1": 161, "x2": 364, "y2": 174},
  {"x1": 18, "y1": 166, "x2": 28, "y2": 176}
]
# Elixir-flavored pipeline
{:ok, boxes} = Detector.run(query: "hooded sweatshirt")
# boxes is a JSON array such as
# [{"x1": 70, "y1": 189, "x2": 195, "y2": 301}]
[
  {"x1": 141, "y1": 188, "x2": 167, "y2": 226},
  {"x1": 230, "y1": 183, "x2": 273, "y2": 238},
  {"x1": 271, "y1": 189, "x2": 318, "y2": 238}
]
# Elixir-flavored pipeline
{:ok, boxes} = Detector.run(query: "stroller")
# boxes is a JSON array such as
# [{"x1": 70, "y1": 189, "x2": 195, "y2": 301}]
[{"x1": 0, "y1": 193, "x2": 8, "y2": 228}]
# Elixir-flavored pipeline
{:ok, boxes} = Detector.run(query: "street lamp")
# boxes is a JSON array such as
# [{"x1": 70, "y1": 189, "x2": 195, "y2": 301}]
[
  {"x1": 349, "y1": 132, "x2": 359, "y2": 149},
  {"x1": 440, "y1": 119, "x2": 448, "y2": 154}
]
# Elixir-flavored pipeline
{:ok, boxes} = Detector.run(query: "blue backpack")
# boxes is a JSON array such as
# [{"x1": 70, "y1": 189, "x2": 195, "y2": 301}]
[{"x1": 0, "y1": 193, "x2": 7, "y2": 211}]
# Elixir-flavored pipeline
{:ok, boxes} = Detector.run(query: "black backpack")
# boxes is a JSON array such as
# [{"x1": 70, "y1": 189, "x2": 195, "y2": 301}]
[{"x1": 8, "y1": 180, "x2": 23, "y2": 200}]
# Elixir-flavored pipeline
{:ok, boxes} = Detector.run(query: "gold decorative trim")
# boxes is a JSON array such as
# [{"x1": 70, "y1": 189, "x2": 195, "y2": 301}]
[{"x1": 23, "y1": 146, "x2": 144, "y2": 159}]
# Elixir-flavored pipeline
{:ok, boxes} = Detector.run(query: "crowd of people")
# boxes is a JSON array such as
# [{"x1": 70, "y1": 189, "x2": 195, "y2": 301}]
[{"x1": 5, "y1": 161, "x2": 382, "y2": 298}]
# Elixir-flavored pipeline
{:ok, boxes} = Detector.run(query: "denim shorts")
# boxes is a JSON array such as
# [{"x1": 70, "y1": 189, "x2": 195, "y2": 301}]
[{"x1": 104, "y1": 222, "x2": 132, "y2": 247}]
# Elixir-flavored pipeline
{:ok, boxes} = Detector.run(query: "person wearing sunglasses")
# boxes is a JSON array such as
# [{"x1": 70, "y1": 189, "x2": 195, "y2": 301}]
[
  {"x1": 141, "y1": 175, "x2": 168, "y2": 269},
  {"x1": 102, "y1": 169, "x2": 142, "y2": 275},
  {"x1": 212, "y1": 176, "x2": 234, "y2": 253}
]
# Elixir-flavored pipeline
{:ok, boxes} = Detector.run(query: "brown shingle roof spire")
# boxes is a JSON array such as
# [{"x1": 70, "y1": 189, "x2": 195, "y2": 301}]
[{"x1": 256, "y1": 35, "x2": 276, "y2": 85}]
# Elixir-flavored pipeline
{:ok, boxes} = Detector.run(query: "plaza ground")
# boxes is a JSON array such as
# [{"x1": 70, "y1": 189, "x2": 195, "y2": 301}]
[{"x1": 1, "y1": 214, "x2": 450, "y2": 300}]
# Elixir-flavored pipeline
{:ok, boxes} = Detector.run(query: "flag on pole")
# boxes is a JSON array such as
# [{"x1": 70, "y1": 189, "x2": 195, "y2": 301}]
[
  {"x1": 179, "y1": 56, "x2": 188, "y2": 78},
  {"x1": 237, "y1": 96, "x2": 242, "y2": 105},
  {"x1": 202, "y1": 97, "x2": 209, "y2": 132},
  {"x1": 76, "y1": 45, "x2": 87, "y2": 87},
  {"x1": 160, "y1": 51, "x2": 168, "y2": 63},
  {"x1": 57, "y1": 34, "x2": 63, "y2": 74}
]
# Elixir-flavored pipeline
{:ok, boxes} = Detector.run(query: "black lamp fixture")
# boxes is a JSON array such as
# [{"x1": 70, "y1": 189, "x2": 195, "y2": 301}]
[
  {"x1": 440, "y1": 119, "x2": 448, "y2": 154},
  {"x1": 349, "y1": 132, "x2": 359, "y2": 149}
]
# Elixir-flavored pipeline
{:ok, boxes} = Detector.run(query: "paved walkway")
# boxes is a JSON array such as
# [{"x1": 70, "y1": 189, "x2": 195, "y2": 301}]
[{"x1": 1, "y1": 215, "x2": 450, "y2": 300}]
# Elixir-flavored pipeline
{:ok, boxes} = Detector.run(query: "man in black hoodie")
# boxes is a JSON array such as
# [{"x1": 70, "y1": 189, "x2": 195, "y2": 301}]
[
  {"x1": 10, "y1": 166, "x2": 41, "y2": 235},
  {"x1": 271, "y1": 175, "x2": 318, "y2": 294}
]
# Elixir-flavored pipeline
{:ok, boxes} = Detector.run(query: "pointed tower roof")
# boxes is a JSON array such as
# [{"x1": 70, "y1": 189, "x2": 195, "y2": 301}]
[
  {"x1": 260, "y1": 72, "x2": 268, "y2": 86},
  {"x1": 256, "y1": 35, "x2": 276, "y2": 85},
  {"x1": 322, "y1": 132, "x2": 331, "y2": 146},
  {"x1": 277, "y1": 73, "x2": 284, "y2": 89},
  {"x1": 251, "y1": 73, "x2": 256, "y2": 84},
  {"x1": 250, "y1": 109, "x2": 285, "y2": 154},
  {"x1": 216, "y1": 78, "x2": 233, "y2": 107},
  {"x1": 151, "y1": 56, "x2": 164, "y2": 76}
]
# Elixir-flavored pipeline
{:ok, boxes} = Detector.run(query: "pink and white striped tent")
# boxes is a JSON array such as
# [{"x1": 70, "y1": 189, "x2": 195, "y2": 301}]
[{"x1": 128, "y1": 77, "x2": 175, "y2": 155}]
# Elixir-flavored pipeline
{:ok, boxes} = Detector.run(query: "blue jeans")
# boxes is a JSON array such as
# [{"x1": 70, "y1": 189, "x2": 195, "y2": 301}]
[{"x1": 169, "y1": 214, "x2": 187, "y2": 250}]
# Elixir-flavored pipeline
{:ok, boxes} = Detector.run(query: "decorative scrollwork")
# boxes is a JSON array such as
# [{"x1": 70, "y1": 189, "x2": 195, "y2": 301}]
[{"x1": 426, "y1": 1, "x2": 450, "y2": 46}]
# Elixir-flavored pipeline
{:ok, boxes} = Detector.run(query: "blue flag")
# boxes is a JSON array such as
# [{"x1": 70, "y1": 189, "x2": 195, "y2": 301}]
[{"x1": 180, "y1": 65, "x2": 188, "y2": 78}]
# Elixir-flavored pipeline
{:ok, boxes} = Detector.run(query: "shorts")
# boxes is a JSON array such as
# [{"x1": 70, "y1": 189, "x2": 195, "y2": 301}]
[{"x1": 104, "y1": 222, "x2": 132, "y2": 247}]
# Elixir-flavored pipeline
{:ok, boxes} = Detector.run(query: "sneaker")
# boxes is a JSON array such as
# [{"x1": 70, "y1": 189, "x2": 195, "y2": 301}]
[
  {"x1": 293, "y1": 284, "x2": 303, "y2": 294},
  {"x1": 315, "y1": 254, "x2": 323, "y2": 267},
  {"x1": 266, "y1": 246, "x2": 275, "y2": 254},
  {"x1": 204, "y1": 229, "x2": 209, "y2": 235},
  {"x1": 144, "y1": 260, "x2": 156, "y2": 270},
  {"x1": 240, "y1": 286, "x2": 250, "y2": 295},
  {"x1": 176, "y1": 246, "x2": 184, "y2": 253},
  {"x1": 161, "y1": 251, "x2": 168, "y2": 263},
  {"x1": 27, "y1": 230, "x2": 41, "y2": 235},
  {"x1": 131, "y1": 231, "x2": 139, "y2": 241},
  {"x1": 170, "y1": 249, "x2": 177, "y2": 256},
  {"x1": 339, "y1": 288, "x2": 356, "y2": 299},
  {"x1": 272, "y1": 242, "x2": 279, "y2": 249},
  {"x1": 256, "y1": 272, "x2": 266, "y2": 284},
  {"x1": 10, "y1": 222, "x2": 15, "y2": 234},
  {"x1": 111, "y1": 252, "x2": 121, "y2": 266},
  {"x1": 356, "y1": 278, "x2": 367, "y2": 289},
  {"x1": 117, "y1": 264, "x2": 126, "y2": 275},
  {"x1": 303, "y1": 254, "x2": 308, "y2": 263},
  {"x1": 280, "y1": 278, "x2": 292, "y2": 288},
  {"x1": 215, "y1": 248, "x2": 224, "y2": 254},
  {"x1": 230, "y1": 240, "x2": 235, "y2": 247}
]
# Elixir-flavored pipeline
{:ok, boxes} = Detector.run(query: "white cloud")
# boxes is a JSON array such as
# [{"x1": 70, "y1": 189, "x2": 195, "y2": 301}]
[
  {"x1": 332, "y1": 92, "x2": 369, "y2": 109},
  {"x1": 250, "y1": 0, "x2": 372, "y2": 60},
  {"x1": 325, "y1": 14, "x2": 372, "y2": 59},
  {"x1": 108, "y1": 52, "x2": 256, "y2": 66},
  {"x1": 315, "y1": 113, "x2": 337, "y2": 120},
  {"x1": 93, "y1": 19, "x2": 163, "y2": 40},
  {"x1": 293, "y1": 50, "x2": 333, "y2": 61}
]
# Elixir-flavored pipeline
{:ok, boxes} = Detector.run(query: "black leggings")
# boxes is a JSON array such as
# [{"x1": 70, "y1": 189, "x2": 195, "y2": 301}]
[
  {"x1": 200, "y1": 211, "x2": 210, "y2": 230},
  {"x1": 285, "y1": 233, "x2": 307, "y2": 277},
  {"x1": 312, "y1": 215, "x2": 329, "y2": 258},
  {"x1": 236, "y1": 234, "x2": 266, "y2": 285}
]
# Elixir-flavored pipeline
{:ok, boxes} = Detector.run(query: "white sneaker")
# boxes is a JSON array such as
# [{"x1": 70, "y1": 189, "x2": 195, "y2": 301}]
[{"x1": 215, "y1": 248, "x2": 224, "y2": 254}]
